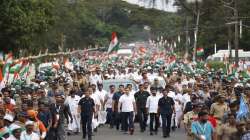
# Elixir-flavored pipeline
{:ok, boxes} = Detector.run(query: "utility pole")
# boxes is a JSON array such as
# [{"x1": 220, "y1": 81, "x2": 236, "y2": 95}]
[
  {"x1": 193, "y1": 8, "x2": 200, "y2": 62},
  {"x1": 185, "y1": 16, "x2": 189, "y2": 59},
  {"x1": 234, "y1": 0, "x2": 239, "y2": 67},
  {"x1": 228, "y1": 25, "x2": 232, "y2": 63}
]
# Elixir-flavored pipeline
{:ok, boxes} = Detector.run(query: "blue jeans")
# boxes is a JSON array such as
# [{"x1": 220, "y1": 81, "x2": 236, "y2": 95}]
[{"x1": 121, "y1": 112, "x2": 134, "y2": 131}]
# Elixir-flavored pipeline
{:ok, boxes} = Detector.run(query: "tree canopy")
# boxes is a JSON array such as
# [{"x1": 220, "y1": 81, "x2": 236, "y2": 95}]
[{"x1": 0, "y1": 0, "x2": 249, "y2": 57}]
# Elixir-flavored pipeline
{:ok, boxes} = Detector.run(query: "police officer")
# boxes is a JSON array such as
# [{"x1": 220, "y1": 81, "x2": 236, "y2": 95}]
[
  {"x1": 78, "y1": 88, "x2": 95, "y2": 140},
  {"x1": 158, "y1": 88, "x2": 175, "y2": 138}
]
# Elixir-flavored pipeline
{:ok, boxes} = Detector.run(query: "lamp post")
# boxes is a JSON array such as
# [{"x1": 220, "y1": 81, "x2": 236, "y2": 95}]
[{"x1": 186, "y1": 0, "x2": 202, "y2": 62}]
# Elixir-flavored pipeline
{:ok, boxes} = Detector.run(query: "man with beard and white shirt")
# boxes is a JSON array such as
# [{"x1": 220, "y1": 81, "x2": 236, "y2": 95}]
[
  {"x1": 146, "y1": 87, "x2": 161, "y2": 135},
  {"x1": 118, "y1": 87, "x2": 137, "y2": 135},
  {"x1": 65, "y1": 90, "x2": 81, "y2": 134}
]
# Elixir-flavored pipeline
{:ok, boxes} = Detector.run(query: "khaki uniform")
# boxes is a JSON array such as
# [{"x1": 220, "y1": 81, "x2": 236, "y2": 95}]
[
  {"x1": 183, "y1": 111, "x2": 198, "y2": 140},
  {"x1": 210, "y1": 103, "x2": 229, "y2": 118},
  {"x1": 217, "y1": 123, "x2": 237, "y2": 140},
  {"x1": 210, "y1": 102, "x2": 229, "y2": 133}
]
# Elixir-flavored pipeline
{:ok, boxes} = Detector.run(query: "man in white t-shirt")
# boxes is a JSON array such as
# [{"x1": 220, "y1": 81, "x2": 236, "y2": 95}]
[
  {"x1": 146, "y1": 87, "x2": 161, "y2": 135},
  {"x1": 104, "y1": 85, "x2": 116, "y2": 128},
  {"x1": 118, "y1": 87, "x2": 137, "y2": 135}
]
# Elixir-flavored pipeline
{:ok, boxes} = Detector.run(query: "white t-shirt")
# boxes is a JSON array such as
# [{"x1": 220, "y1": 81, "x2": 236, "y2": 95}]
[
  {"x1": 119, "y1": 94, "x2": 135, "y2": 112},
  {"x1": 105, "y1": 92, "x2": 114, "y2": 108},
  {"x1": 20, "y1": 131, "x2": 40, "y2": 140},
  {"x1": 146, "y1": 95, "x2": 160, "y2": 113}
]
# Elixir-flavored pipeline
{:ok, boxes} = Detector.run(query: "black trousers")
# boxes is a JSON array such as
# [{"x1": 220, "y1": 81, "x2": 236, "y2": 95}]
[
  {"x1": 81, "y1": 114, "x2": 92, "y2": 138},
  {"x1": 106, "y1": 108, "x2": 114, "y2": 127},
  {"x1": 149, "y1": 113, "x2": 159, "y2": 132},
  {"x1": 121, "y1": 112, "x2": 134, "y2": 131},
  {"x1": 137, "y1": 108, "x2": 148, "y2": 131},
  {"x1": 161, "y1": 114, "x2": 172, "y2": 136},
  {"x1": 113, "y1": 111, "x2": 121, "y2": 130}
]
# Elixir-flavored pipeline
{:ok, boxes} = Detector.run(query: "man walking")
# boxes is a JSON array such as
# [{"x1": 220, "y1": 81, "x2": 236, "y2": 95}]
[
  {"x1": 146, "y1": 87, "x2": 160, "y2": 135},
  {"x1": 134, "y1": 84, "x2": 150, "y2": 132},
  {"x1": 158, "y1": 88, "x2": 175, "y2": 138},
  {"x1": 104, "y1": 85, "x2": 116, "y2": 128},
  {"x1": 112, "y1": 85, "x2": 125, "y2": 130},
  {"x1": 65, "y1": 90, "x2": 81, "y2": 134},
  {"x1": 191, "y1": 111, "x2": 215, "y2": 140},
  {"x1": 118, "y1": 87, "x2": 137, "y2": 135},
  {"x1": 78, "y1": 88, "x2": 96, "y2": 140}
]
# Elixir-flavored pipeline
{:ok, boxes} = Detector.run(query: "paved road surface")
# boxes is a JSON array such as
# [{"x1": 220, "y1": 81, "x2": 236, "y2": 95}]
[{"x1": 69, "y1": 124, "x2": 186, "y2": 140}]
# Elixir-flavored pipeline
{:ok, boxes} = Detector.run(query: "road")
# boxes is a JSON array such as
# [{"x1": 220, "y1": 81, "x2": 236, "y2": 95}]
[{"x1": 69, "y1": 124, "x2": 187, "y2": 140}]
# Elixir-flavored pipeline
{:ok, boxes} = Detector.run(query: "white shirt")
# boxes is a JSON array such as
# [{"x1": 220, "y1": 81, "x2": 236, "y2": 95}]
[
  {"x1": 105, "y1": 92, "x2": 114, "y2": 108},
  {"x1": 65, "y1": 95, "x2": 81, "y2": 115},
  {"x1": 168, "y1": 91, "x2": 176, "y2": 98},
  {"x1": 119, "y1": 94, "x2": 135, "y2": 112},
  {"x1": 182, "y1": 93, "x2": 191, "y2": 108},
  {"x1": 96, "y1": 89, "x2": 107, "y2": 102},
  {"x1": 91, "y1": 93, "x2": 101, "y2": 106},
  {"x1": 7, "y1": 135, "x2": 18, "y2": 140},
  {"x1": 116, "y1": 74, "x2": 127, "y2": 79},
  {"x1": 146, "y1": 95, "x2": 160, "y2": 113},
  {"x1": 20, "y1": 131, "x2": 40, "y2": 140},
  {"x1": 89, "y1": 74, "x2": 102, "y2": 85}
]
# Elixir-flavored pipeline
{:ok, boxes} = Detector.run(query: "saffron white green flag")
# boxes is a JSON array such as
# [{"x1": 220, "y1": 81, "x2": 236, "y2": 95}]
[
  {"x1": 197, "y1": 48, "x2": 204, "y2": 56},
  {"x1": 3, "y1": 53, "x2": 13, "y2": 83},
  {"x1": 108, "y1": 32, "x2": 120, "y2": 54}
]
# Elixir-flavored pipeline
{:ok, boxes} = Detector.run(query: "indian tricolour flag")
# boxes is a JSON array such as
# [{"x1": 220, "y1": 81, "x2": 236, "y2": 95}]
[
  {"x1": 197, "y1": 48, "x2": 204, "y2": 56},
  {"x1": 107, "y1": 32, "x2": 120, "y2": 54},
  {"x1": 3, "y1": 53, "x2": 13, "y2": 83},
  {"x1": 19, "y1": 61, "x2": 29, "y2": 78}
]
